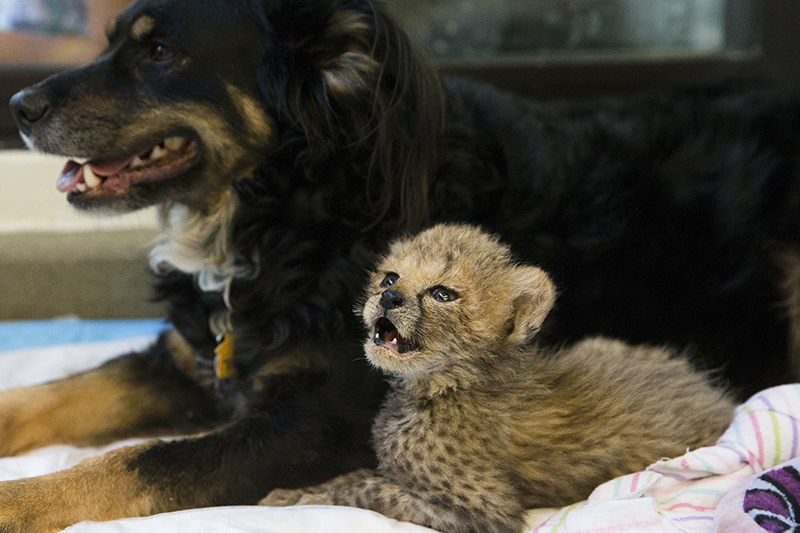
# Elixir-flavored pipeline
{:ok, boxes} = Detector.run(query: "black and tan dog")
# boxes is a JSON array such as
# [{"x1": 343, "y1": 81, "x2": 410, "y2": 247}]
[{"x1": 4, "y1": 0, "x2": 800, "y2": 530}]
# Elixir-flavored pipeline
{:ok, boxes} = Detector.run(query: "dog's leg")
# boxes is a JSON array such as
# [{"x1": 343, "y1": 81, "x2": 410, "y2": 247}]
[
  {"x1": 0, "y1": 330, "x2": 216, "y2": 457},
  {"x1": 0, "y1": 395, "x2": 376, "y2": 532},
  {"x1": 0, "y1": 443, "x2": 158, "y2": 533}
]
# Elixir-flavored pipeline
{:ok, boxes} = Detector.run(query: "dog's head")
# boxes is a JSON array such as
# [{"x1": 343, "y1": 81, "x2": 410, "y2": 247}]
[
  {"x1": 361, "y1": 224, "x2": 557, "y2": 384},
  {"x1": 9, "y1": 0, "x2": 441, "y2": 226}
]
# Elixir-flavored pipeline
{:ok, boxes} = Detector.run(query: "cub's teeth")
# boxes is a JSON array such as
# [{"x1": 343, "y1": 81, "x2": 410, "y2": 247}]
[
  {"x1": 130, "y1": 156, "x2": 145, "y2": 169},
  {"x1": 84, "y1": 166, "x2": 101, "y2": 188},
  {"x1": 164, "y1": 137, "x2": 183, "y2": 150},
  {"x1": 390, "y1": 338, "x2": 398, "y2": 345},
  {"x1": 150, "y1": 145, "x2": 166, "y2": 160}
]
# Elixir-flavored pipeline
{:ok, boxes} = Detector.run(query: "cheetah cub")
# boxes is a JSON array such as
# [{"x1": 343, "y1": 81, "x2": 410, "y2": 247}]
[{"x1": 261, "y1": 223, "x2": 735, "y2": 533}]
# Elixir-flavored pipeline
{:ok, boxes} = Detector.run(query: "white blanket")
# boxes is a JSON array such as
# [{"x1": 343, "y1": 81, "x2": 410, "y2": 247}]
[
  {"x1": 1, "y1": 320, "x2": 795, "y2": 533},
  {"x1": 0, "y1": 323, "x2": 440, "y2": 533}
]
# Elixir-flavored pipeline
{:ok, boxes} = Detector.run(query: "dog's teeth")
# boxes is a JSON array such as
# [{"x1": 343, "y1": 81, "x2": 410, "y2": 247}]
[
  {"x1": 164, "y1": 137, "x2": 183, "y2": 151},
  {"x1": 75, "y1": 182, "x2": 87, "y2": 193},
  {"x1": 84, "y1": 165, "x2": 101, "y2": 188},
  {"x1": 150, "y1": 145, "x2": 166, "y2": 160},
  {"x1": 390, "y1": 338, "x2": 398, "y2": 345},
  {"x1": 130, "y1": 156, "x2": 146, "y2": 169}
]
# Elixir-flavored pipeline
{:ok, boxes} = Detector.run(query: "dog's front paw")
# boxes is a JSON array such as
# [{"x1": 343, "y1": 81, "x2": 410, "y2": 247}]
[{"x1": 259, "y1": 488, "x2": 310, "y2": 506}]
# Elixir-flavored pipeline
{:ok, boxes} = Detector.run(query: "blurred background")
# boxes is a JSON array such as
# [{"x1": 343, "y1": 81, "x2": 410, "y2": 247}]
[
  {"x1": 0, "y1": 0, "x2": 796, "y2": 320},
  {"x1": 390, "y1": 0, "x2": 752, "y2": 59}
]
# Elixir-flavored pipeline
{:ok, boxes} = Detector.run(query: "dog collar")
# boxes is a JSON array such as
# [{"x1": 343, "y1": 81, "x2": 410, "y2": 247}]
[
  {"x1": 214, "y1": 333, "x2": 237, "y2": 379},
  {"x1": 209, "y1": 309, "x2": 237, "y2": 379}
]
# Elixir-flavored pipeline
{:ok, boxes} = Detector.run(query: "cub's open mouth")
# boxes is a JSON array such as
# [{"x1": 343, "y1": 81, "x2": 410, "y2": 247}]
[
  {"x1": 57, "y1": 136, "x2": 200, "y2": 197},
  {"x1": 373, "y1": 316, "x2": 417, "y2": 355}
]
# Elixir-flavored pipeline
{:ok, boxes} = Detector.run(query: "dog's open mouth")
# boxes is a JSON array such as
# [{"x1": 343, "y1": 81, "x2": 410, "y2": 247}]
[
  {"x1": 56, "y1": 136, "x2": 200, "y2": 196},
  {"x1": 373, "y1": 317, "x2": 417, "y2": 356}
]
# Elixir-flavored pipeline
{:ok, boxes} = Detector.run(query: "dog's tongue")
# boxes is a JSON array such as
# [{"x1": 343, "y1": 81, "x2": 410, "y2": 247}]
[
  {"x1": 57, "y1": 160, "x2": 82, "y2": 192},
  {"x1": 56, "y1": 153, "x2": 138, "y2": 193}
]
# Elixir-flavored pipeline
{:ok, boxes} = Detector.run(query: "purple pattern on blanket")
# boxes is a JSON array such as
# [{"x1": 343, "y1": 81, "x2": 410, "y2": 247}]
[{"x1": 743, "y1": 465, "x2": 800, "y2": 532}]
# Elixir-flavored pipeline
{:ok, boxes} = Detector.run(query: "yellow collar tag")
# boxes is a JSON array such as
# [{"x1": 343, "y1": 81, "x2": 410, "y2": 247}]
[{"x1": 214, "y1": 333, "x2": 237, "y2": 379}]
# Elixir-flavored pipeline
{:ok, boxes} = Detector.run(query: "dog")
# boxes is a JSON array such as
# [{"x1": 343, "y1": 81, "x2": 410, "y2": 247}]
[
  {"x1": 260, "y1": 224, "x2": 734, "y2": 533},
  {"x1": 3, "y1": 0, "x2": 800, "y2": 529}
]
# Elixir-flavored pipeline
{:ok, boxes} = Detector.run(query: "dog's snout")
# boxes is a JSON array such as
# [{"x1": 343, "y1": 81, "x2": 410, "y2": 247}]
[
  {"x1": 379, "y1": 290, "x2": 404, "y2": 310},
  {"x1": 9, "y1": 89, "x2": 50, "y2": 134}
]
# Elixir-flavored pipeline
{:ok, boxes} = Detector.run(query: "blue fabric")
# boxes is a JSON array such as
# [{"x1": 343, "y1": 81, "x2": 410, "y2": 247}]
[{"x1": 0, "y1": 318, "x2": 167, "y2": 353}]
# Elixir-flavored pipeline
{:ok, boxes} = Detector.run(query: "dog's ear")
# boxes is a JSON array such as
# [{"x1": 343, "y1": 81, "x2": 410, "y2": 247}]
[
  {"x1": 507, "y1": 266, "x2": 557, "y2": 346},
  {"x1": 256, "y1": 0, "x2": 444, "y2": 232}
]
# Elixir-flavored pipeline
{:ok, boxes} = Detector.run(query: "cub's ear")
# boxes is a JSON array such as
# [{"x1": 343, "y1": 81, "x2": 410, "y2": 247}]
[{"x1": 507, "y1": 266, "x2": 557, "y2": 345}]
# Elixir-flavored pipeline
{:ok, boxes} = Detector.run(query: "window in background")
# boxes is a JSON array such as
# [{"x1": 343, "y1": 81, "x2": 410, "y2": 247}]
[
  {"x1": 387, "y1": 0, "x2": 760, "y2": 64},
  {"x1": 0, "y1": 0, "x2": 88, "y2": 35},
  {"x1": 383, "y1": 0, "x2": 782, "y2": 100},
  {"x1": 0, "y1": 0, "x2": 795, "y2": 146},
  {"x1": 0, "y1": 0, "x2": 129, "y2": 146},
  {"x1": 0, "y1": 0, "x2": 127, "y2": 67}
]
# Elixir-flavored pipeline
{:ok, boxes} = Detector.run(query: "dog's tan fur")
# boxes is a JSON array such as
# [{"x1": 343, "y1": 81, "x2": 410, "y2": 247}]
[
  {"x1": 0, "y1": 354, "x2": 209, "y2": 457},
  {"x1": 262, "y1": 224, "x2": 735, "y2": 533},
  {"x1": 130, "y1": 15, "x2": 155, "y2": 41},
  {"x1": 0, "y1": 430, "x2": 252, "y2": 532},
  {"x1": 0, "y1": 444, "x2": 157, "y2": 533}
]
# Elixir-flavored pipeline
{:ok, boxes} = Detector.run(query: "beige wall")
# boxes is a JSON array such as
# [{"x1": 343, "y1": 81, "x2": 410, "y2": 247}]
[
  {"x1": 0, "y1": 151, "x2": 158, "y2": 232},
  {"x1": 0, "y1": 151, "x2": 165, "y2": 319},
  {"x1": 0, "y1": 0, "x2": 170, "y2": 320}
]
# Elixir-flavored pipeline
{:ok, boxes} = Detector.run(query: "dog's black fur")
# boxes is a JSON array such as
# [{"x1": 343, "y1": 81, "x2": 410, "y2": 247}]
[{"x1": 4, "y1": 0, "x2": 800, "y2": 527}]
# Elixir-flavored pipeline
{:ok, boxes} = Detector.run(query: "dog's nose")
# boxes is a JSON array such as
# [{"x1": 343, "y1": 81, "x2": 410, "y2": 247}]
[
  {"x1": 9, "y1": 89, "x2": 50, "y2": 134},
  {"x1": 379, "y1": 290, "x2": 404, "y2": 310}
]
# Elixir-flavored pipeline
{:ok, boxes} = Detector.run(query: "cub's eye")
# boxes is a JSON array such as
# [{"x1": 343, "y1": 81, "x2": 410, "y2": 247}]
[
  {"x1": 431, "y1": 287, "x2": 458, "y2": 303},
  {"x1": 380, "y1": 273, "x2": 399, "y2": 288},
  {"x1": 150, "y1": 43, "x2": 176, "y2": 62}
]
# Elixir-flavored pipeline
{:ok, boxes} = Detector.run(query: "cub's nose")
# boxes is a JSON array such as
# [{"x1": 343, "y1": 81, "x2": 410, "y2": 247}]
[
  {"x1": 379, "y1": 290, "x2": 404, "y2": 310},
  {"x1": 9, "y1": 89, "x2": 50, "y2": 135}
]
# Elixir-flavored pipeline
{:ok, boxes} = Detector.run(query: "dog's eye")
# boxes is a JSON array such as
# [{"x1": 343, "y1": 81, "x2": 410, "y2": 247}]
[
  {"x1": 380, "y1": 273, "x2": 399, "y2": 288},
  {"x1": 431, "y1": 287, "x2": 458, "y2": 303},
  {"x1": 150, "y1": 43, "x2": 175, "y2": 63}
]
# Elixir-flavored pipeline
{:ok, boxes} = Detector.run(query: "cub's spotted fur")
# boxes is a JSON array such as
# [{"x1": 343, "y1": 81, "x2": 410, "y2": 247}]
[{"x1": 262, "y1": 224, "x2": 735, "y2": 533}]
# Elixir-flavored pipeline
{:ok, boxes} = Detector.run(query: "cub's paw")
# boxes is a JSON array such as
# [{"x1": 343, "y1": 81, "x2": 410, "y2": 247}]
[
  {"x1": 295, "y1": 492, "x2": 335, "y2": 506},
  {"x1": 259, "y1": 470, "x2": 374, "y2": 507},
  {"x1": 259, "y1": 488, "x2": 335, "y2": 507},
  {"x1": 324, "y1": 468, "x2": 373, "y2": 487},
  {"x1": 259, "y1": 488, "x2": 310, "y2": 506}
]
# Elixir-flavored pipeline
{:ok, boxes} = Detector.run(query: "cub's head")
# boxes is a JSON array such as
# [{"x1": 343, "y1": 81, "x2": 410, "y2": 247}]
[{"x1": 362, "y1": 224, "x2": 557, "y2": 382}]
